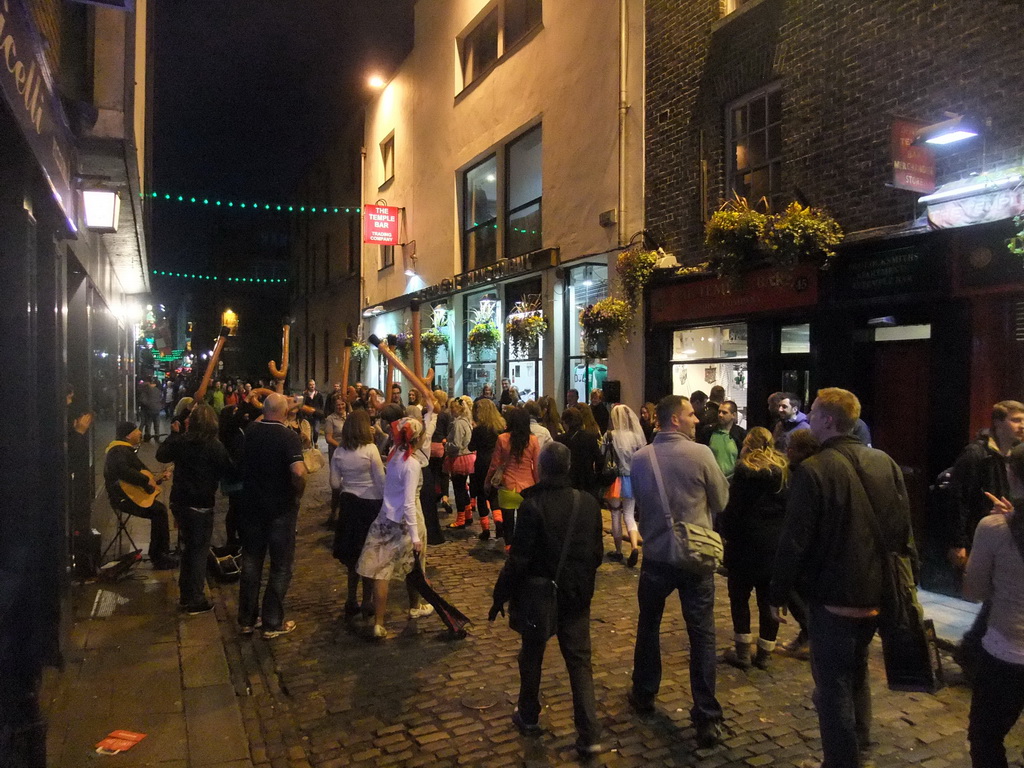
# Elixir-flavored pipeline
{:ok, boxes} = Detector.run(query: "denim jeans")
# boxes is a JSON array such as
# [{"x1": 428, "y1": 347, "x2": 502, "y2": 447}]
[
  {"x1": 177, "y1": 506, "x2": 214, "y2": 607},
  {"x1": 518, "y1": 601, "x2": 601, "y2": 746},
  {"x1": 968, "y1": 648, "x2": 1024, "y2": 768},
  {"x1": 238, "y1": 509, "x2": 298, "y2": 631},
  {"x1": 727, "y1": 572, "x2": 779, "y2": 641},
  {"x1": 631, "y1": 559, "x2": 722, "y2": 726},
  {"x1": 807, "y1": 603, "x2": 877, "y2": 768}
]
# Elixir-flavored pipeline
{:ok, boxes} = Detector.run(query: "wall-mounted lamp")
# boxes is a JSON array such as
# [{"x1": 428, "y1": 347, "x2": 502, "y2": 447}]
[
  {"x1": 82, "y1": 188, "x2": 121, "y2": 231},
  {"x1": 362, "y1": 305, "x2": 385, "y2": 318},
  {"x1": 403, "y1": 240, "x2": 418, "y2": 276},
  {"x1": 367, "y1": 74, "x2": 387, "y2": 90},
  {"x1": 912, "y1": 114, "x2": 980, "y2": 146}
]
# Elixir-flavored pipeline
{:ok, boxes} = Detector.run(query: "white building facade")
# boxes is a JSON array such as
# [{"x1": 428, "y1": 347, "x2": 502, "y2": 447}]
[{"x1": 357, "y1": 0, "x2": 646, "y2": 408}]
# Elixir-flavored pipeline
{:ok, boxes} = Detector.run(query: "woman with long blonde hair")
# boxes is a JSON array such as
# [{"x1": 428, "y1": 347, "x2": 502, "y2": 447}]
[
  {"x1": 719, "y1": 427, "x2": 789, "y2": 670},
  {"x1": 445, "y1": 396, "x2": 475, "y2": 528},
  {"x1": 603, "y1": 404, "x2": 647, "y2": 567},
  {"x1": 470, "y1": 398, "x2": 505, "y2": 541}
]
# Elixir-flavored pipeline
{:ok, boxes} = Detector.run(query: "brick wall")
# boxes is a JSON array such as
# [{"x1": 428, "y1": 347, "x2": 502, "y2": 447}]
[{"x1": 646, "y1": 0, "x2": 1024, "y2": 261}]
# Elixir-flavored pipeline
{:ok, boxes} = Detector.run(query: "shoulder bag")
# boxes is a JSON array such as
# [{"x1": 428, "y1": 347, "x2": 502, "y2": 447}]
[
  {"x1": 650, "y1": 446, "x2": 723, "y2": 576},
  {"x1": 303, "y1": 447, "x2": 326, "y2": 473},
  {"x1": 835, "y1": 449, "x2": 942, "y2": 693},
  {"x1": 600, "y1": 434, "x2": 620, "y2": 486},
  {"x1": 509, "y1": 490, "x2": 581, "y2": 641}
]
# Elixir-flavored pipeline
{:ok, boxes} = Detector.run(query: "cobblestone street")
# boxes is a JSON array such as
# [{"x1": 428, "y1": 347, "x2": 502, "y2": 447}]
[{"x1": 206, "y1": 462, "x2": 1022, "y2": 768}]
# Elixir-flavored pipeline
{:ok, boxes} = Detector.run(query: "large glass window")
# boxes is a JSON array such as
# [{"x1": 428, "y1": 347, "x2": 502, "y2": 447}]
[
  {"x1": 463, "y1": 155, "x2": 498, "y2": 270},
  {"x1": 459, "y1": 9, "x2": 499, "y2": 88},
  {"x1": 564, "y1": 264, "x2": 609, "y2": 406},
  {"x1": 727, "y1": 86, "x2": 783, "y2": 211},
  {"x1": 504, "y1": 277, "x2": 543, "y2": 400},
  {"x1": 422, "y1": 302, "x2": 451, "y2": 394},
  {"x1": 465, "y1": 290, "x2": 501, "y2": 399},
  {"x1": 671, "y1": 323, "x2": 749, "y2": 427},
  {"x1": 506, "y1": 125, "x2": 542, "y2": 258},
  {"x1": 504, "y1": 0, "x2": 543, "y2": 50},
  {"x1": 780, "y1": 322, "x2": 810, "y2": 409}
]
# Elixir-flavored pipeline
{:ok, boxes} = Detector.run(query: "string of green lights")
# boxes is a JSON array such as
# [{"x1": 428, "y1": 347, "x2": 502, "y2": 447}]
[
  {"x1": 143, "y1": 191, "x2": 361, "y2": 214},
  {"x1": 151, "y1": 270, "x2": 288, "y2": 284}
]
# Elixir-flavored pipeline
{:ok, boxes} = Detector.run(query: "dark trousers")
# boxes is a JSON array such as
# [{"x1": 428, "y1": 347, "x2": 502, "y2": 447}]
[
  {"x1": 238, "y1": 509, "x2": 298, "y2": 632},
  {"x1": 470, "y1": 473, "x2": 491, "y2": 517},
  {"x1": 968, "y1": 649, "x2": 1024, "y2": 768},
  {"x1": 631, "y1": 560, "x2": 722, "y2": 726},
  {"x1": 420, "y1": 465, "x2": 445, "y2": 545},
  {"x1": 452, "y1": 473, "x2": 471, "y2": 512},
  {"x1": 177, "y1": 506, "x2": 214, "y2": 608},
  {"x1": 518, "y1": 602, "x2": 601, "y2": 745},
  {"x1": 808, "y1": 603, "x2": 877, "y2": 768},
  {"x1": 225, "y1": 492, "x2": 241, "y2": 549},
  {"x1": 727, "y1": 572, "x2": 779, "y2": 641},
  {"x1": 140, "y1": 407, "x2": 160, "y2": 440},
  {"x1": 118, "y1": 498, "x2": 171, "y2": 561}
]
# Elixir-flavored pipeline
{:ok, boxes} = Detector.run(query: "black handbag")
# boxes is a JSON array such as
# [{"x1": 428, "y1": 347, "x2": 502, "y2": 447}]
[
  {"x1": 599, "y1": 435, "x2": 619, "y2": 486},
  {"x1": 837, "y1": 451, "x2": 943, "y2": 693},
  {"x1": 509, "y1": 491, "x2": 581, "y2": 641}
]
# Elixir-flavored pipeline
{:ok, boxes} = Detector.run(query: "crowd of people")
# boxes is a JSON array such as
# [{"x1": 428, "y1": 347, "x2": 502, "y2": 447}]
[{"x1": 96, "y1": 370, "x2": 1024, "y2": 767}]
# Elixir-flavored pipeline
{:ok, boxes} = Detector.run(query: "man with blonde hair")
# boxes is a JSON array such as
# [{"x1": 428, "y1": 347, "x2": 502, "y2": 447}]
[{"x1": 771, "y1": 387, "x2": 915, "y2": 768}]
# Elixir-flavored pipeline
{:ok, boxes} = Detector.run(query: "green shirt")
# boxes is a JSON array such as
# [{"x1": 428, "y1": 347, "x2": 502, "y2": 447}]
[{"x1": 708, "y1": 428, "x2": 739, "y2": 479}]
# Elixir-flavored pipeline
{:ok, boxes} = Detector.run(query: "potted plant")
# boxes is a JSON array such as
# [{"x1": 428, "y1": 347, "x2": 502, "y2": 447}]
[
  {"x1": 351, "y1": 340, "x2": 370, "y2": 377},
  {"x1": 420, "y1": 327, "x2": 448, "y2": 364},
  {"x1": 580, "y1": 297, "x2": 632, "y2": 357},
  {"x1": 704, "y1": 194, "x2": 770, "y2": 276},
  {"x1": 505, "y1": 300, "x2": 548, "y2": 357},
  {"x1": 389, "y1": 332, "x2": 413, "y2": 359},
  {"x1": 616, "y1": 247, "x2": 659, "y2": 306},
  {"x1": 467, "y1": 321, "x2": 501, "y2": 356},
  {"x1": 764, "y1": 202, "x2": 844, "y2": 270}
]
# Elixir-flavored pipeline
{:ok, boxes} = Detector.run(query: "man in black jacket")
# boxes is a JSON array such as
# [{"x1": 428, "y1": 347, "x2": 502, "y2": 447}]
[
  {"x1": 490, "y1": 442, "x2": 604, "y2": 758},
  {"x1": 103, "y1": 421, "x2": 176, "y2": 569},
  {"x1": 770, "y1": 388, "x2": 915, "y2": 768}
]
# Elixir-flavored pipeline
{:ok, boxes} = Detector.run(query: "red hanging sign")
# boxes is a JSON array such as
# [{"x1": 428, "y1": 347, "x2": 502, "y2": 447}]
[
  {"x1": 891, "y1": 121, "x2": 936, "y2": 194},
  {"x1": 363, "y1": 205, "x2": 401, "y2": 245}
]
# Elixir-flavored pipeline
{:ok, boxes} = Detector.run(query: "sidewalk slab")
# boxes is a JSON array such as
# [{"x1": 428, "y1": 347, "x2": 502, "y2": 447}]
[{"x1": 183, "y1": 683, "x2": 252, "y2": 766}]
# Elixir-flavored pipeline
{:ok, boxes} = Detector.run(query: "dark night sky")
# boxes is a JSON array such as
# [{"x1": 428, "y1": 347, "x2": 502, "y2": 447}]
[{"x1": 148, "y1": 1, "x2": 413, "y2": 375}]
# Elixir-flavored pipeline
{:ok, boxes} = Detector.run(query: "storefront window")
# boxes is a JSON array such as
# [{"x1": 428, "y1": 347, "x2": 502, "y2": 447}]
[
  {"x1": 671, "y1": 323, "x2": 749, "y2": 427},
  {"x1": 780, "y1": 323, "x2": 811, "y2": 407},
  {"x1": 465, "y1": 290, "x2": 501, "y2": 399},
  {"x1": 504, "y1": 277, "x2": 543, "y2": 400},
  {"x1": 564, "y1": 263, "x2": 609, "y2": 405},
  {"x1": 422, "y1": 302, "x2": 451, "y2": 394}
]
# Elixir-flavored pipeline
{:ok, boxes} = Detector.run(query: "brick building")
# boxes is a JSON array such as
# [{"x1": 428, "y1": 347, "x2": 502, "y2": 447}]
[{"x1": 643, "y1": 0, "x2": 1024, "y2": 591}]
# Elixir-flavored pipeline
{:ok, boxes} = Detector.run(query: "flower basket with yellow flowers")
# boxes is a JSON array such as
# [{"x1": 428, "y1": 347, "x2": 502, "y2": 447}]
[
  {"x1": 617, "y1": 247, "x2": 658, "y2": 306},
  {"x1": 505, "y1": 304, "x2": 548, "y2": 358},
  {"x1": 580, "y1": 297, "x2": 632, "y2": 357},
  {"x1": 764, "y1": 202, "x2": 844, "y2": 270}
]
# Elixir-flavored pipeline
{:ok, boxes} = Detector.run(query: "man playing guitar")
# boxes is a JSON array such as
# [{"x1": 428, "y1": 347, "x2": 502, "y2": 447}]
[{"x1": 103, "y1": 421, "x2": 177, "y2": 569}]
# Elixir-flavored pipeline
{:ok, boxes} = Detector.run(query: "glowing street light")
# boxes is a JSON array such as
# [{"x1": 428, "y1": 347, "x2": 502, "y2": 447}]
[{"x1": 367, "y1": 74, "x2": 386, "y2": 90}]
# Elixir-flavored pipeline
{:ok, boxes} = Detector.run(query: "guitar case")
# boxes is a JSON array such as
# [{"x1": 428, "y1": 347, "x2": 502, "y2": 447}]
[{"x1": 208, "y1": 545, "x2": 241, "y2": 582}]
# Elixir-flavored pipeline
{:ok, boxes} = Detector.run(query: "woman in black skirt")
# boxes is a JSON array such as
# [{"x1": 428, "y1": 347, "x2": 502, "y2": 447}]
[{"x1": 330, "y1": 410, "x2": 386, "y2": 617}]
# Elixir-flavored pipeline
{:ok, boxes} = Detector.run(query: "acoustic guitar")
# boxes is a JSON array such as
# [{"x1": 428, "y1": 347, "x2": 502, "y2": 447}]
[{"x1": 119, "y1": 469, "x2": 166, "y2": 509}]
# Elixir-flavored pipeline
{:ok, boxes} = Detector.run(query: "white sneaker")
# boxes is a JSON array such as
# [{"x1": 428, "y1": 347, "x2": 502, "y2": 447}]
[
  {"x1": 409, "y1": 603, "x2": 435, "y2": 619},
  {"x1": 372, "y1": 624, "x2": 387, "y2": 639}
]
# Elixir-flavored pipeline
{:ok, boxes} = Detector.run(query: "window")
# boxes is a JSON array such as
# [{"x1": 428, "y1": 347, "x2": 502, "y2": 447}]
[
  {"x1": 464, "y1": 290, "x2": 501, "y2": 399},
  {"x1": 380, "y1": 245, "x2": 395, "y2": 270},
  {"x1": 727, "y1": 86, "x2": 783, "y2": 211},
  {"x1": 671, "y1": 323, "x2": 749, "y2": 427},
  {"x1": 458, "y1": 0, "x2": 542, "y2": 91},
  {"x1": 504, "y1": 278, "x2": 543, "y2": 399},
  {"x1": 504, "y1": 0, "x2": 542, "y2": 50},
  {"x1": 506, "y1": 125, "x2": 542, "y2": 258},
  {"x1": 347, "y1": 212, "x2": 359, "y2": 275},
  {"x1": 724, "y1": 0, "x2": 755, "y2": 13},
  {"x1": 459, "y1": 9, "x2": 499, "y2": 89},
  {"x1": 461, "y1": 125, "x2": 543, "y2": 272},
  {"x1": 463, "y1": 155, "x2": 498, "y2": 271},
  {"x1": 380, "y1": 134, "x2": 394, "y2": 186},
  {"x1": 564, "y1": 264, "x2": 609, "y2": 404}
]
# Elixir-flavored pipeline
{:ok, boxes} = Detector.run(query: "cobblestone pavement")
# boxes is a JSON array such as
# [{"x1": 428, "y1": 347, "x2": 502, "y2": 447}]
[{"x1": 207, "y1": 462, "x2": 1023, "y2": 768}]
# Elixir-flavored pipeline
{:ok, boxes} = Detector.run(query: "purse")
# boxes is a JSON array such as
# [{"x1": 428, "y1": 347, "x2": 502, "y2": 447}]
[
  {"x1": 429, "y1": 440, "x2": 445, "y2": 459},
  {"x1": 836, "y1": 450, "x2": 942, "y2": 693},
  {"x1": 509, "y1": 490, "x2": 581, "y2": 641},
  {"x1": 599, "y1": 434, "x2": 620, "y2": 486},
  {"x1": 649, "y1": 446, "x2": 723, "y2": 576}
]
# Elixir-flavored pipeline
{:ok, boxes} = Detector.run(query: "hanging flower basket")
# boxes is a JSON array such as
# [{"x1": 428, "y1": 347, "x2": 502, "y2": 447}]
[
  {"x1": 350, "y1": 341, "x2": 370, "y2": 364},
  {"x1": 617, "y1": 247, "x2": 659, "y2": 306},
  {"x1": 505, "y1": 310, "x2": 548, "y2": 357},
  {"x1": 764, "y1": 202, "x2": 844, "y2": 270},
  {"x1": 580, "y1": 297, "x2": 632, "y2": 357},
  {"x1": 389, "y1": 332, "x2": 413, "y2": 359},
  {"x1": 420, "y1": 327, "x2": 449, "y2": 363},
  {"x1": 467, "y1": 321, "x2": 501, "y2": 355},
  {"x1": 705, "y1": 195, "x2": 770, "y2": 276}
]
